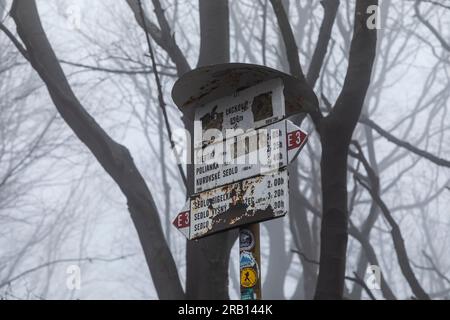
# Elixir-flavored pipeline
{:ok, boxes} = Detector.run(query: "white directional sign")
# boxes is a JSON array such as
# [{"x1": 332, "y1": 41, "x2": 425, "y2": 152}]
[
  {"x1": 173, "y1": 168, "x2": 289, "y2": 240},
  {"x1": 194, "y1": 78, "x2": 285, "y2": 148},
  {"x1": 194, "y1": 119, "x2": 307, "y2": 193}
]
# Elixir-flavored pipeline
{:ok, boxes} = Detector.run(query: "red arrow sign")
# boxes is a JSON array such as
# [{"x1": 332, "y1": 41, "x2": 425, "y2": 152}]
[
  {"x1": 286, "y1": 120, "x2": 308, "y2": 163},
  {"x1": 173, "y1": 203, "x2": 190, "y2": 239},
  {"x1": 287, "y1": 130, "x2": 307, "y2": 150},
  {"x1": 173, "y1": 211, "x2": 190, "y2": 228}
]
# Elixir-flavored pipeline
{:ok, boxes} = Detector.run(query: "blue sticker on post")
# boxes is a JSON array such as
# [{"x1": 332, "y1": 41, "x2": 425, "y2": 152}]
[
  {"x1": 239, "y1": 229, "x2": 255, "y2": 251},
  {"x1": 240, "y1": 251, "x2": 257, "y2": 269}
]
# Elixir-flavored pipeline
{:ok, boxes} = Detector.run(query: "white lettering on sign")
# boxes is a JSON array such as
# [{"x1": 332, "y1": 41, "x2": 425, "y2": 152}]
[
  {"x1": 172, "y1": 203, "x2": 190, "y2": 239},
  {"x1": 194, "y1": 78, "x2": 285, "y2": 148},
  {"x1": 189, "y1": 168, "x2": 289, "y2": 239},
  {"x1": 174, "y1": 211, "x2": 190, "y2": 228}
]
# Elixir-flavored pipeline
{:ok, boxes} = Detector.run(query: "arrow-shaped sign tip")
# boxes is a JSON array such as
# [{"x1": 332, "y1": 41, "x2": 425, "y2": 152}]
[
  {"x1": 286, "y1": 120, "x2": 308, "y2": 163},
  {"x1": 173, "y1": 202, "x2": 190, "y2": 239}
]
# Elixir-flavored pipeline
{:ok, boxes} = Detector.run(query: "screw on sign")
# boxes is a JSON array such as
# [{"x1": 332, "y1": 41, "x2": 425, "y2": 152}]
[{"x1": 171, "y1": 63, "x2": 311, "y2": 300}]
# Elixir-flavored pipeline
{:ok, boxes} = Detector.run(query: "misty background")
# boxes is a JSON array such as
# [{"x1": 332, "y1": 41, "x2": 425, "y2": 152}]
[{"x1": 0, "y1": 0, "x2": 449, "y2": 300}]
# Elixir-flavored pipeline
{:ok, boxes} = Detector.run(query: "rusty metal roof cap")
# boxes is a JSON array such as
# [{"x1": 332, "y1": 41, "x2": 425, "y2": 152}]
[{"x1": 172, "y1": 63, "x2": 314, "y2": 114}]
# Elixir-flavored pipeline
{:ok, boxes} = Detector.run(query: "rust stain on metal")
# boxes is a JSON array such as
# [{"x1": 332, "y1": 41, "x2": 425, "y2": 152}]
[
  {"x1": 172, "y1": 63, "x2": 313, "y2": 119},
  {"x1": 188, "y1": 169, "x2": 289, "y2": 239}
]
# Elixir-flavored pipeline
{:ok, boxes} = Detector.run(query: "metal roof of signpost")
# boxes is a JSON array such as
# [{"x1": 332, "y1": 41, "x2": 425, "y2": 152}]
[{"x1": 171, "y1": 63, "x2": 317, "y2": 116}]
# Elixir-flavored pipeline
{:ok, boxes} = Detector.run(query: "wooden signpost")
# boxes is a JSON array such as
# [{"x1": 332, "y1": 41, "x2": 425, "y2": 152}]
[{"x1": 171, "y1": 64, "x2": 310, "y2": 300}]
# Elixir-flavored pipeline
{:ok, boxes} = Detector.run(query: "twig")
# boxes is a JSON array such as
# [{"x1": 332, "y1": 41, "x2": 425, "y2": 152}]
[
  {"x1": 137, "y1": 0, "x2": 187, "y2": 188},
  {"x1": 345, "y1": 272, "x2": 377, "y2": 300},
  {"x1": 0, "y1": 255, "x2": 134, "y2": 289},
  {"x1": 291, "y1": 249, "x2": 319, "y2": 265},
  {"x1": 291, "y1": 249, "x2": 377, "y2": 300},
  {"x1": 414, "y1": 0, "x2": 450, "y2": 51},
  {"x1": 360, "y1": 117, "x2": 450, "y2": 168},
  {"x1": 0, "y1": 21, "x2": 29, "y2": 60},
  {"x1": 354, "y1": 175, "x2": 431, "y2": 300},
  {"x1": 60, "y1": 59, "x2": 176, "y2": 77},
  {"x1": 422, "y1": 251, "x2": 450, "y2": 286},
  {"x1": 408, "y1": 0, "x2": 450, "y2": 10}
]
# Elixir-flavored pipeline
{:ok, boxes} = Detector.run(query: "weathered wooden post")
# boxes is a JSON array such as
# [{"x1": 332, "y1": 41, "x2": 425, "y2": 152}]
[{"x1": 171, "y1": 64, "x2": 310, "y2": 300}]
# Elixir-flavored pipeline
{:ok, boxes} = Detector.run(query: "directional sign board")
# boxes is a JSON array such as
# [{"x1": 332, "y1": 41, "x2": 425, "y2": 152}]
[
  {"x1": 194, "y1": 78, "x2": 285, "y2": 148},
  {"x1": 173, "y1": 168, "x2": 289, "y2": 240},
  {"x1": 194, "y1": 119, "x2": 307, "y2": 193}
]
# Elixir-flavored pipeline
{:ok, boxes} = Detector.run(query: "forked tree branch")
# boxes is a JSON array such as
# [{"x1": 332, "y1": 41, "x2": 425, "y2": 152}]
[
  {"x1": 126, "y1": 0, "x2": 190, "y2": 76},
  {"x1": 306, "y1": 0, "x2": 340, "y2": 88},
  {"x1": 269, "y1": 0, "x2": 322, "y2": 128},
  {"x1": 355, "y1": 174, "x2": 430, "y2": 300}
]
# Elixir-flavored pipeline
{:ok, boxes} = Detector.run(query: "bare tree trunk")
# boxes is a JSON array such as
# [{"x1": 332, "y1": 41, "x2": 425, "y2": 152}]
[
  {"x1": 185, "y1": 0, "x2": 234, "y2": 300},
  {"x1": 9, "y1": 0, "x2": 184, "y2": 299},
  {"x1": 315, "y1": 124, "x2": 350, "y2": 299},
  {"x1": 313, "y1": 0, "x2": 378, "y2": 299},
  {"x1": 272, "y1": 0, "x2": 378, "y2": 299}
]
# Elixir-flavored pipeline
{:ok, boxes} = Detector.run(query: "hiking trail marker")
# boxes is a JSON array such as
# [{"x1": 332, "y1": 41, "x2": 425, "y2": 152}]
[{"x1": 171, "y1": 64, "x2": 310, "y2": 301}]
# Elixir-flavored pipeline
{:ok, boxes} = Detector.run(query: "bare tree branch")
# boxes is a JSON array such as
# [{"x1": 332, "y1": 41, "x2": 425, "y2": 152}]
[
  {"x1": 348, "y1": 219, "x2": 397, "y2": 300},
  {"x1": 360, "y1": 117, "x2": 450, "y2": 168},
  {"x1": 292, "y1": 249, "x2": 377, "y2": 300},
  {"x1": 269, "y1": 0, "x2": 322, "y2": 127},
  {"x1": 59, "y1": 59, "x2": 177, "y2": 77},
  {"x1": 126, "y1": 0, "x2": 190, "y2": 76},
  {"x1": 355, "y1": 175, "x2": 430, "y2": 300},
  {"x1": 345, "y1": 272, "x2": 376, "y2": 300},
  {"x1": 422, "y1": 251, "x2": 450, "y2": 286},
  {"x1": 306, "y1": 0, "x2": 340, "y2": 88},
  {"x1": 7, "y1": 0, "x2": 184, "y2": 299},
  {"x1": 0, "y1": 255, "x2": 134, "y2": 289},
  {"x1": 414, "y1": 0, "x2": 450, "y2": 51},
  {"x1": 137, "y1": 0, "x2": 187, "y2": 188}
]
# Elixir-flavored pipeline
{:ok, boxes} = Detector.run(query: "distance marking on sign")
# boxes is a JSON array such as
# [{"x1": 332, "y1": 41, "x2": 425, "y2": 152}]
[
  {"x1": 173, "y1": 168, "x2": 289, "y2": 240},
  {"x1": 194, "y1": 119, "x2": 307, "y2": 193}
]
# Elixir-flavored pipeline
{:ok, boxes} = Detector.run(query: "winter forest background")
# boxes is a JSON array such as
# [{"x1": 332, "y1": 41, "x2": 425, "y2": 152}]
[{"x1": 0, "y1": 0, "x2": 449, "y2": 300}]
